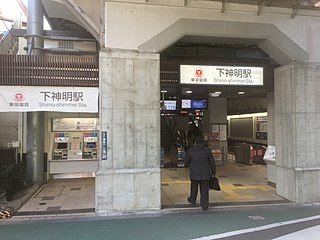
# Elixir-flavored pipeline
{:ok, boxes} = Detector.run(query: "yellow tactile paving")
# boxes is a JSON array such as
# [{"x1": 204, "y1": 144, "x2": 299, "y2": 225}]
[
  {"x1": 161, "y1": 179, "x2": 272, "y2": 201},
  {"x1": 222, "y1": 184, "x2": 271, "y2": 192},
  {"x1": 162, "y1": 180, "x2": 190, "y2": 184},
  {"x1": 160, "y1": 160, "x2": 286, "y2": 205}
]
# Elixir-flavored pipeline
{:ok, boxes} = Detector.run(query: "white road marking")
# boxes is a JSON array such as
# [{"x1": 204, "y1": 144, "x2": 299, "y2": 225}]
[{"x1": 191, "y1": 215, "x2": 320, "y2": 240}]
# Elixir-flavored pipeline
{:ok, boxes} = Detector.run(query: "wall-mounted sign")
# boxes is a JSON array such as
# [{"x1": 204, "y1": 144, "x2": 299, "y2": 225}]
[
  {"x1": 256, "y1": 116, "x2": 268, "y2": 140},
  {"x1": 0, "y1": 86, "x2": 99, "y2": 112},
  {"x1": 162, "y1": 100, "x2": 176, "y2": 111},
  {"x1": 263, "y1": 145, "x2": 275, "y2": 161},
  {"x1": 101, "y1": 131, "x2": 107, "y2": 161},
  {"x1": 52, "y1": 118, "x2": 99, "y2": 131},
  {"x1": 180, "y1": 65, "x2": 263, "y2": 86},
  {"x1": 181, "y1": 99, "x2": 207, "y2": 109}
]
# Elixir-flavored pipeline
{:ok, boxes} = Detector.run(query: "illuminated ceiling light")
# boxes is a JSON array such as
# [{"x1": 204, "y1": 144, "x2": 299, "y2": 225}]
[
  {"x1": 209, "y1": 90, "x2": 221, "y2": 97},
  {"x1": 209, "y1": 92, "x2": 220, "y2": 97},
  {"x1": 186, "y1": 90, "x2": 192, "y2": 94},
  {"x1": 161, "y1": 90, "x2": 167, "y2": 93},
  {"x1": 238, "y1": 91, "x2": 245, "y2": 95}
]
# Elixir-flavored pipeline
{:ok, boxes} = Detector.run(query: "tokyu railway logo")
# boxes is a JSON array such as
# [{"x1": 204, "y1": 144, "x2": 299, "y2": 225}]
[
  {"x1": 194, "y1": 68, "x2": 204, "y2": 77},
  {"x1": 13, "y1": 92, "x2": 25, "y2": 102}
]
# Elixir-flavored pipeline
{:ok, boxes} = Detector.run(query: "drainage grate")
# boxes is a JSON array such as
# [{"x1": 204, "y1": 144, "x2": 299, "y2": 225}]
[
  {"x1": 39, "y1": 202, "x2": 47, "y2": 205},
  {"x1": 70, "y1": 187, "x2": 81, "y2": 191},
  {"x1": 41, "y1": 196, "x2": 55, "y2": 201}
]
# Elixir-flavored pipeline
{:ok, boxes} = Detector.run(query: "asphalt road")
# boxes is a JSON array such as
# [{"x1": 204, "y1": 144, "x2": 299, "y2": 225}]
[{"x1": 1, "y1": 204, "x2": 320, "y2": 240}]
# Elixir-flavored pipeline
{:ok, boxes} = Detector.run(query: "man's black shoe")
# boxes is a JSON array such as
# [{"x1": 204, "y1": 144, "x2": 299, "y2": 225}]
[
  {"x1": 187, "y1": 197, "x2": 196, "y2": 205},
  {"x1": 201, "y1": 206, "x2": 208, "y2": 211}
]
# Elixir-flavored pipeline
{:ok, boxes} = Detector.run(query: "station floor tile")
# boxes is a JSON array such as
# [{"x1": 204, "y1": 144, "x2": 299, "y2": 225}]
[{"x1": 16, "y1": 160, "x2": 287, "y2": 215}]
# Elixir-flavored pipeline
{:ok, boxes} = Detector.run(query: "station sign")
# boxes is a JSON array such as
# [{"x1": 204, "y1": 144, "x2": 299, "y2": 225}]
[
  {"x1": 0, "y1": 86, "x2": 99, "y2": 112},
  {"x1": 180, "y1": 65, "x2": 263, "y2": 86}
]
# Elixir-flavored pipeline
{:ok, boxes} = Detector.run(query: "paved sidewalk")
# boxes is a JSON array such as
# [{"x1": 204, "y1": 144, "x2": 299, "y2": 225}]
[{"x1": 1, "y1": 204, "x2": 320, "y2": 240}]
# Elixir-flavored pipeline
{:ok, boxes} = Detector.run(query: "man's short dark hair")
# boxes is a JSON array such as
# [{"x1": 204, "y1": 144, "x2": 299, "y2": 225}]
[{"x1": 195, "y1": 136, "x2": 203, "y2": 143}]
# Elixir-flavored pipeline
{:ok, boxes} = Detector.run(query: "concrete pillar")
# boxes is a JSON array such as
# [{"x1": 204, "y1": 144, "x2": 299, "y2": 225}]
[
  {"x1": 275, "y1": 62, "x2": 320, "y2": 203},
  {"x1": 203, "y1": 98, "x2": 227, "y2": 132},
  {"x1": 27, "y1": 112, "x2": 44, "y2": 182},
  {"x1": 266, "y1": 92, "x2": 276, "y2": 184},
  {"x1": 203, "y1": 98, "x2": 228, "y2": 165},
  {"x1": 96, "y1": 49, "x2": 161, "y2": 213}
]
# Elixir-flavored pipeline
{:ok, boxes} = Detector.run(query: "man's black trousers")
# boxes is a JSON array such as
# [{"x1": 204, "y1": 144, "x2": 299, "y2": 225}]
[{"x1": 189, "y1": 179, "x2": 209, "y2": 209}]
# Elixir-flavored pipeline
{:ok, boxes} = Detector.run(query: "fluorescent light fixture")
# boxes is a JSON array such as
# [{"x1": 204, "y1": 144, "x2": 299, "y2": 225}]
[
  {"x1": 209, "y1": 91, "x2": 221, "y2": 97},
  {"x1": 238, "y1": 91, "x2": 245, "y2": 95},
  {"x1": 161, "y1": 90, "x2": 167, "y2": 93},
  {"x1": 209, "y1": 92, "x2": 220, "y2": 97},
  {"x1": 227, "y1": 112, "x2": 267, "y2": 119},
  {"x1": 186, "y1": 90, "x2": 193, "y2": 94}
]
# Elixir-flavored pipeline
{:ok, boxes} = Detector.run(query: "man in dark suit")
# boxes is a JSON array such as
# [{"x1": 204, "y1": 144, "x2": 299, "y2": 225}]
[{"x1": 186, "y1": 136, "x2": 216, "y2": 210}]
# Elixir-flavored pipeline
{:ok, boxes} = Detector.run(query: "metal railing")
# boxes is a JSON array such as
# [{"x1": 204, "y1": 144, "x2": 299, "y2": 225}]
[{"x1": 0, "y1": 18, "x2": 20, "y2": 54}]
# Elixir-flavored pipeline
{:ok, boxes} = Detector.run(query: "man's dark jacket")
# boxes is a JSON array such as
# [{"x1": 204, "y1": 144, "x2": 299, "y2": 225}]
[{"x1": 186, "y1": 143, "x2": 216, "y2": 180}]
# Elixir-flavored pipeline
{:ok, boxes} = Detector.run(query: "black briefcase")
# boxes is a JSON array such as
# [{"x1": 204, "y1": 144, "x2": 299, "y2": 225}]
[{"x1": 209, "y1": 176, "x2": 221, "y2": 191}]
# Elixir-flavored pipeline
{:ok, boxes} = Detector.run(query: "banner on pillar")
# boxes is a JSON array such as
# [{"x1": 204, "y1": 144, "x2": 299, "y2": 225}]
[
  {"x1": 101, "y1": 131, "x2": 107, "y2": 160},
  {"x1": 0, "y1": 86, "x2": 99, "y2": 112}
]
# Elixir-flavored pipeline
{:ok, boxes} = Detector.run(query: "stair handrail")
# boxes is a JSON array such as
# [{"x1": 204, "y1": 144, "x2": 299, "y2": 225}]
[
  {"x1": 0, "y1": 17, "x2": 20, "y2": 54},
  {"x1": 164, "y1": 116, "x2": 185, "y2": 148}
]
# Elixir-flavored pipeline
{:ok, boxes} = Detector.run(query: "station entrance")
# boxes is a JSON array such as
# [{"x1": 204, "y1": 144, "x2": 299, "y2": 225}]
[{"x1": 159, "y1": 40, "x2": 288, "y2": 208}]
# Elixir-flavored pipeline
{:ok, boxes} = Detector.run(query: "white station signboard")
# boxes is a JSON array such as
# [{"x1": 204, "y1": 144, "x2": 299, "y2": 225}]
[
  {"x1": 180, "y1": 65, "x2": 263, "y2": 86},
  {"x1": 0, "y1": 86, "x2": 99, "y2": 112}
]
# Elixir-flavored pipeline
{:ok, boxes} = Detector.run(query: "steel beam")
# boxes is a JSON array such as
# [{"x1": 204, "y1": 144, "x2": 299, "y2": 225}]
[
  {"x1": 292, "y1": 3, "x2": 301, "y2": 18},
  {"x1": 258, "y1": 0, "x2": 265, "y2": 15},
  {"x1": 222, "y1": 0, "x2": 228, "y2": 13}
]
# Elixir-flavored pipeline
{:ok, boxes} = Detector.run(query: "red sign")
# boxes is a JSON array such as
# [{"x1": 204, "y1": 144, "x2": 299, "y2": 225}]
[
  {"x1": 194, "y1": 68, "x2": 204, "y2": 77},
  {"x1": 13, "y1": 92, "x2": 25, "y2": 102}
]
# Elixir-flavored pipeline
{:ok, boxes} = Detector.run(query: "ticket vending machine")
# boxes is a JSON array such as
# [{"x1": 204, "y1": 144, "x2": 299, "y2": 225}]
[
  {"x1": 52, "y1": 133, "x2": 69, "y2": 160},
  {"x1": 83, "y1": 132, "x2": 98, "y2": 159},
  {"x1": 67, "y1": 132, "x2": 83, "y2": 160}
]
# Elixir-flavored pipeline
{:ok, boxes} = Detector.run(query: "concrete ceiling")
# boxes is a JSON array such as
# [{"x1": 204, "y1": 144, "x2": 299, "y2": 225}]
[{"x1": 38, "y1": 0, "x2": 316, "y2": 103}]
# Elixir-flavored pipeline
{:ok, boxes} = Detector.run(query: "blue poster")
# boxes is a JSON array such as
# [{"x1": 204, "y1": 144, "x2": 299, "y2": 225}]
[{"x1": 191, "y1": 99, "x2": 207, "y2": 109}]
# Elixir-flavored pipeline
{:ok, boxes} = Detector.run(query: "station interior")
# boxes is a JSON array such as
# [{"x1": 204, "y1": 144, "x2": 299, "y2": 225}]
[{"x1": 159, "y1": 37, "x2": 286, "y2": 209}]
